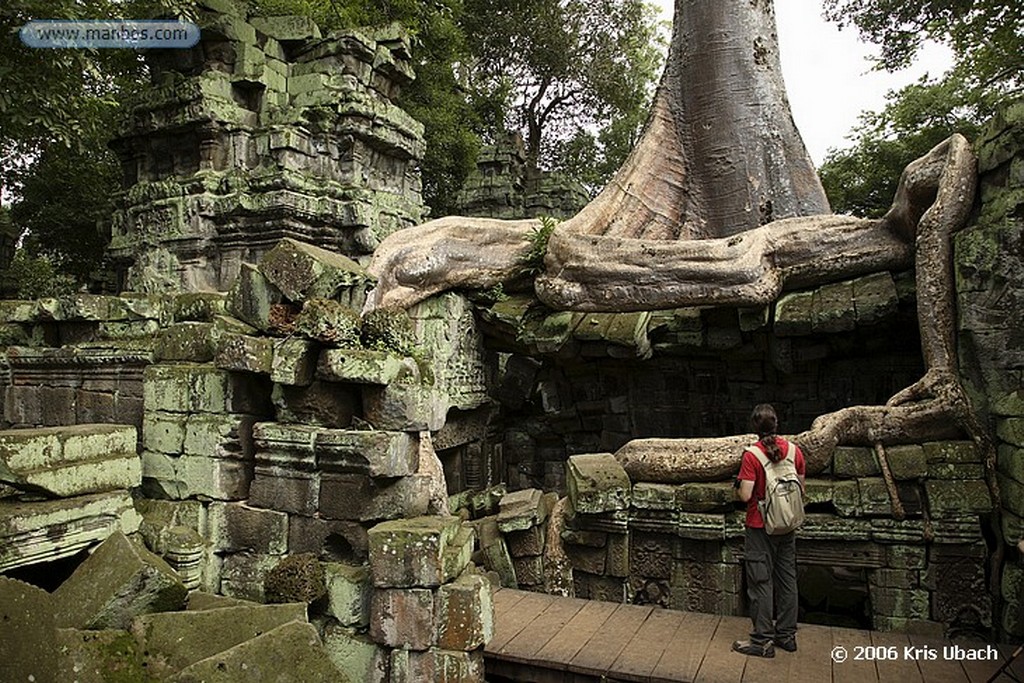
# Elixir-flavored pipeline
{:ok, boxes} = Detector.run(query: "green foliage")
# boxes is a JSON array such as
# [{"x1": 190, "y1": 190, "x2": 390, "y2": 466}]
[
  {"x1": 463, "y1": 0, "x2": 664, "y2": 176},
  {"x1": 820, "y1": 77, "x2": 992, "y2": 216},
  {"x1": 7, "y1": 250, "x2": 78, "y2": 299},
  {"x1": 820, "y1": 0, "x2": 1018, "y2": 216},
  {"x1": 522, "y1": 215, "x2": 558, "y2": 275}
]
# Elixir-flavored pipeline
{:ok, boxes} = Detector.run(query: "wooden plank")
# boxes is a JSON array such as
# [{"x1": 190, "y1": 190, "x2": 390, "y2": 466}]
[
  {"x1": 958, "y1": 643, "x2": 1008, "y2": 683},
  {"x1": 487, "y1": 590, "x2": 557, "y2": 653},
  {"x1": 786, "y1": 623, "x2": 836, "y2": 682},
  {"x1": 832, "y1": 625, "x2": 879, "y2": 683},
  {"x1": 569, "y1": 602, "x2": 654, "y2": 678},
  {"x1": 870, "y1": 630, "x2": 921, "y2": 682},
  {"x1": 908, "y1": 635, "x2": 968, "y2": 683},
  {"x1": 491, "y1": 587, "x2": 526, "y2": 614},
  {"x1": 650, "y1": 611, "x2": 721, "y2": 683},
  {"x1": 535, "y1": 598, "x2": 620, "y2": 670},
  {"x1": 693, "y1": 614, "x2": 749, "y2": 683},
  {"x1": 611, "y1": 607, "x2": 688, "y2": 681},
  {"x1": 499, "y1": 594, "x2": 589, "y2": 663},
  {"x1": 998, "y1": 644, "x2": 1024, "y2": 682}
]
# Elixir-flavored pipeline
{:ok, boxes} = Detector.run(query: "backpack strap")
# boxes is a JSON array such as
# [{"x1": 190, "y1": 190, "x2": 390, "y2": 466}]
[
  {"x1": 747, "y1": 443, "x2": 770, "y2": 468},
  {"x1": 784, "y1": 440, "x2": 796, "y2": 461}
]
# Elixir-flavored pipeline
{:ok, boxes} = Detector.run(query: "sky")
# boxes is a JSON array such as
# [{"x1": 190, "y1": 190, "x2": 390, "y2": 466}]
[{"x1": 651, "y1": 1, "x2": 955, "y2": 165}]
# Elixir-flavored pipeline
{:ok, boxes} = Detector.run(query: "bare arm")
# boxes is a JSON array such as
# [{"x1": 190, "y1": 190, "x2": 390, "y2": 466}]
[{"x1": 737, "y1": 479, "x2": 754, "y2": 503}]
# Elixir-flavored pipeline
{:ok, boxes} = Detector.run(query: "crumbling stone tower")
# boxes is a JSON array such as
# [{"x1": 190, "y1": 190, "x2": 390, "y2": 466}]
[{"x1": 107, "y1": 2, "x2": 425, "y2": 293}]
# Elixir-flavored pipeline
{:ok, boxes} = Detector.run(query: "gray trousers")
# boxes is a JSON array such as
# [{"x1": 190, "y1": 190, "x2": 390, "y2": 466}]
[{"x1": 744, "y1": 526, "x2": 798, "y2": 645}]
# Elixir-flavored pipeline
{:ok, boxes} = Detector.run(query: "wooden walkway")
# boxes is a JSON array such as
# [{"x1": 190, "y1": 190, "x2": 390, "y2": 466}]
[{"x1": 484, "y1": 588, "x2": 1023, "y2": 683}]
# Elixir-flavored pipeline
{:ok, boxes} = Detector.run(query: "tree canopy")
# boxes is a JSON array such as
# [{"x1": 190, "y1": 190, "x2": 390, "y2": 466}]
[
  {"x1": 462, "y1": 0, "x2": 664, "y2": 187},
  {"x1": 819, "y1": 0, "x2": 1021, "y2": 215}
]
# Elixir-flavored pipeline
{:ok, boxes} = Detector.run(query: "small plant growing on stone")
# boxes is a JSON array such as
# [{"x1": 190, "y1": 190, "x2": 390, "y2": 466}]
[{"x1": 522, "y1": 215, "x2": 558, "y2": 275}]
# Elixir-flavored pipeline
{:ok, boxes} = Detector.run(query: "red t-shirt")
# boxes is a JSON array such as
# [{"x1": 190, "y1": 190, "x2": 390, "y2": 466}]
[{"x1": 737, "y1": 437, "x2": 806, "y2": 528}]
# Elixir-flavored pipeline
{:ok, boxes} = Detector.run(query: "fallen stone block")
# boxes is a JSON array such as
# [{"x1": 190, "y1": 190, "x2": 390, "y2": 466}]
[
  {"x1": 216, "y1": 332, "x2": 275, "y2": 373},
  {"x1": 168, "y1": 620, "x2": 347, "y2": 683},
  {"x1": 318, "y1": 348, "x2": 411, "y2": 385},
  {"x1": 155, "y1": 322, "x2": 220, "y2": 362},
  {"x1": 54, "y1": 531, "x2": 187, "y2": 630},
  {"x1": 220, "y1": 552, "x2": 284, "y2": 602},
  {"x1": 322, "y1": 624, "x2": 388, "y2": 683},
  {"x1": 390, "y1": 647, "x2": 485, "y2": 683},
  {"x1": 0, "y1": 490, "x2": 141, "y2": 572},
  {"x1": 55, "y1": 628, "x2": 147, "y2": 683},
  {"x1": 260, "y1": 238, "x2": 369, "y2": 302},
  {"x1": 0, "y1": 577, "x2": 57, "y2": 683},
  {"x1": 325, "y1": 561, "x2": 371, "y2": 626},
  {"x1": 567, "y1": 453, "x2": 631, "y2": 514},
  {"x1": 0, "y1": 425, "x2": 139, "y2": 497},
  {"x1": 271, "y1": 338, "x2": 319, "y2": 386},
  {"x1": 370, "y1": 587, "x2": 436, "y2": 650},
  {"x1": 227, "y1": 262, "x2": 286, "y2": 332},
  {"x1": 368, "y1": 515, "x2": 463, "y2": 588},
  {"x1": 186, "y1": 591, "x2": 252, "y2": 611},
  {"x1": 316, "y1": 429, "x2": 419, "y2": 478},
  {"x1": 134, "y1": 603, "x2": 309, "y2": 677},
  {"x1": 496, "y1": 488, "x2": 545, "y2": 532},
  {"x1": 207, "y1": 502, "x2": 289, "y2": 554},
  {"x1": 435, "y1": 569, "x2": 494, "y2": 651},
  {"x1": 294, "y1": 298, "x2": 361, "y2": 346},
  {"x1": 474, "y1": 516, "x2": 516, "y2": 588}
]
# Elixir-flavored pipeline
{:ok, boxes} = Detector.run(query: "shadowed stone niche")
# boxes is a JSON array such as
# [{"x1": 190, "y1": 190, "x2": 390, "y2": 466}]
[{"x1": 107, "y1": 1, "x2": 425, "y2": 293}]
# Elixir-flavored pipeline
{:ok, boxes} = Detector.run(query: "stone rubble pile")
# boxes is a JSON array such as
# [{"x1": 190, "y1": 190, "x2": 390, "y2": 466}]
[
  {"x1": 0, "y1": 532, "x2": 348, "y2": 683},
  {"x1": 0, "y1": 424, "x2": 142, "y2": 572}
]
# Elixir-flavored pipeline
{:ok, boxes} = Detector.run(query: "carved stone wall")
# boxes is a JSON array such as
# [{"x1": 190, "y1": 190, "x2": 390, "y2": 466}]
[
  {"x1": 956, "y1": 97, "x2": 1024, "y2": 640},
  {"x1": 107, "y1": 2, "x2": 425, "y2": 293},
  {"x1": 479, "y1": 270, "x2": 924, "y2": 491}
]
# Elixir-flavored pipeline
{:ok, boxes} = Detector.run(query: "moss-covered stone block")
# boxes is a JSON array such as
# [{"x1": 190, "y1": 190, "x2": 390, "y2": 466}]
[
  {"x1": 324, "y1": 562, "x2": 370, "y2": 627},
  {"x1": 271, "y1": 338, "x2": 318, "y2": 386},
  {"x1": 216, "y1": 333, "x2": 274, "y2": 374},
  {"x1": 1000, "y1": 444, "x2": 1024, "y2": 484},
  {"x1": 54, "y1": 531, "x2": 186, "y2": 630},
  {"x1": 519, "y1": 310, "x2": 575, "y2": 354},
  {"x1": 833, "y1": 447, "x2": 880, "y2": 477},
  {"x1": 928, "y1": 462, "x2": 986, "y2": 479},
  {"x1": 884, "y1": 544, "x2": 926, "y2": 570},
  {"x1": 923, "y1": 441, "x2": 981, "y2": 464},
  {"x1": 926, "y1": 479, "x2": 995, "y2": 517},
  {"x1": 368, "y1": 516, "x2": 463, "y2": 588},
  {"x1": 264, "y1": 553, "x2": 326, "y2": 605},
  {"x1": 0, "y1": 577, "x2": 57, "y2": 683},
  {"x1": 567, "y1": 453, "x2": 631, "y2": 514},
  {"x1": 227, "y1": 263, "x2": 285, "y2": 333},
  {"x1": 631, "y1": 482, "x2": 677, "y2": 510},
  {"x1": 852, "y1": 272, "x2": 899, "y2": 325},
  {"x1": 998, "y1": 418, "x2": 1024, "y2": 447},
  {"x1": 132, "y1": 603, "x2": 309, "y2": 678},
  {"x1": 869, "y1": 585, "x2": 930, "y2": 619},
  {"x1": 207, "y1": 502, "x2": 288, "y2": 554},
  {"x1": 294, "y1": 298, "x2": 361, "y2": 346},
  {"x1": 992, "y1": 390, "x2": 1024, "y2": 417},
  {"x1": 774, "y1": 290, "x2": 814, "y2": 336},
  {"x1": 317, "y1": 348, "x2": 411, "y2": 385},
  {"x1": 812, "y1": 280, "x2": 856, "y2": 333},
  {"x1": 55, "y1": 627, "x2": 148, "y2": 683},
  {"x1": 172, "y1": 292, "x2": 228, "y2": 322},
  {"x1": 322, "y1": 625, "x2": 387, "y2": 683},
  {"x1": 857, "y1": 477, "x2": 893, "y2": 515},
  {"x1": 260, "y1": 238, "x2": 368, "y2": 302},
  {"x1": 675, "y1": 482, "x2": 735, "y2": 512},
  {"x1": 886, "y1": 444, "x2": 928, "y2": 480}
]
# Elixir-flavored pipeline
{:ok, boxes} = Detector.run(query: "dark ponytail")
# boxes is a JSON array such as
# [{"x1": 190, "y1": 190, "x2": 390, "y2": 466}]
[{"x1": 750, "y1": 403, "x2": 783, "y2": 463}]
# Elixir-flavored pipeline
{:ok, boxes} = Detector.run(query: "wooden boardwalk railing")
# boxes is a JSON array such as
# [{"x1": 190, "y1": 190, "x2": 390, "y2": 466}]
[{"x1": 484, "y1": 588, "x2": 1023, "y2": 683}]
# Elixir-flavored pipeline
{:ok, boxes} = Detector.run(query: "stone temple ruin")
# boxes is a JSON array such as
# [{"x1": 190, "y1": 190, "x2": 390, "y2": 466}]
[{"x1": 2, "y1": 3, "x2": 1024, "y2": 682}]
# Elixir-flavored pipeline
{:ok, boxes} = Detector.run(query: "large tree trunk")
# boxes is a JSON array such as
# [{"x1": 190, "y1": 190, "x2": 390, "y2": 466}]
[{"x1": 571, "y1": 0, "x2": 829, "y2": 242}]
